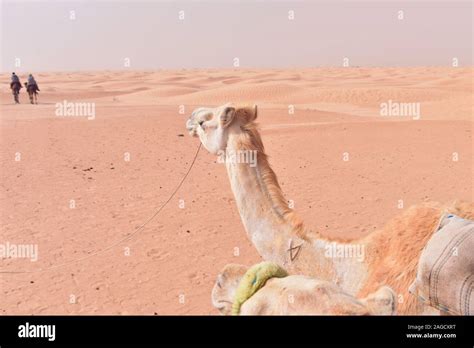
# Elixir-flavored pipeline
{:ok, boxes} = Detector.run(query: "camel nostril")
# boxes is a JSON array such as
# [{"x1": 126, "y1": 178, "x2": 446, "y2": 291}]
[{"x1": 186, "y1": 119, "x2": 195, "y2": 130}]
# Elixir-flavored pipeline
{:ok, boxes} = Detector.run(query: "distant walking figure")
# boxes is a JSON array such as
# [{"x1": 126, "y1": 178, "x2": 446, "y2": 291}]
[
  {"x1": 10, "y1": 72, "x2": 22, "y2": 104},
  {"x1": 25, "y1": 74, "x2": 40, "y2": 104}
]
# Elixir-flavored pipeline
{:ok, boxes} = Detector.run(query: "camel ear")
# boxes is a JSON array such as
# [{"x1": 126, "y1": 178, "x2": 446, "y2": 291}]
[
  {"x1": 220, "y1": 106, "x2": 236, "y2": 128},
  {"x1": 235, "y1": 105, "x2": 258, "y2": 124},
  {"x1": 361, "y1": 286, "x2": 396, "y2": 315}
]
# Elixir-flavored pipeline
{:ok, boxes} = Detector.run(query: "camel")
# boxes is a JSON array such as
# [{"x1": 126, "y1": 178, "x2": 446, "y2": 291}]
[
  {"x1": 212, "y1": 262, "x2": 396, "y2": 315},
  {"x1": 10, "y1": 81, "x2": 22, "y2": 104},
  {"x1": 24, "y1": 82, "x2": 39, "y2": 104},
  {"x1": 186, "y1": 103, "x2": 474, "y2": 314}
]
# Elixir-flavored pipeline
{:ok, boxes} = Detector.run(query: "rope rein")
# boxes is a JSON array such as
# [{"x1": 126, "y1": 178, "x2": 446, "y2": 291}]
[{"x1": 0, "y1": 143, "x2": 202, "y2": 274}]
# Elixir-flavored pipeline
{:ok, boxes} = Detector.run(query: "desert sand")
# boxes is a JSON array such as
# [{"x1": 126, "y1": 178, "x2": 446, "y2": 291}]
[{"x1": 0, "y1": 67, "x2": 472, "y2": 314}]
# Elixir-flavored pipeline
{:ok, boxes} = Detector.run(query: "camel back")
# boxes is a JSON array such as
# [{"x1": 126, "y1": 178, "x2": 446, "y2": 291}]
[
  {"x1": 25, "y1": 83, "x2": 39, "y2": 93},
  {"x1": 10, "y1": 81, "x2": 22, "y2": 92}
]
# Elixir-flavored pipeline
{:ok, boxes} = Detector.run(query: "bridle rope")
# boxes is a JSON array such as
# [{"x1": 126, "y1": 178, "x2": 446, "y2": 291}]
[{"x1": 0, "y1": 143, "x2": 202, "y2": 274}]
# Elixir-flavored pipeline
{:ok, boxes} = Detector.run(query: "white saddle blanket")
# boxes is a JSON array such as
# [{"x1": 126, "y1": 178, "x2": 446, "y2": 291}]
[{"x1": 410, "y1": 213, "x2": 474, "y2": 315}]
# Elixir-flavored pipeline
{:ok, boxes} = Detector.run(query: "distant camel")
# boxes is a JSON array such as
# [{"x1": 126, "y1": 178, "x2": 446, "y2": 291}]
[
  {"x1": 212, "y1": 262, "x2": 396, "y2": 315},
  {"x1": 24, "y1": 82, "x2": 39, "y2": 104},
  {"x1": 10, "y1": 81, "x2": 22, "y2": 104},
  {"x1": 186, "y1": 103, "x2": 474, "y2": 314}
]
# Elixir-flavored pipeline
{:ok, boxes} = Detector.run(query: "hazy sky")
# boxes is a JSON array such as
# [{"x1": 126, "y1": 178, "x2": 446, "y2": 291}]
[{"x1": 1, "y1": 0, "x2": 472, "y2": 71}]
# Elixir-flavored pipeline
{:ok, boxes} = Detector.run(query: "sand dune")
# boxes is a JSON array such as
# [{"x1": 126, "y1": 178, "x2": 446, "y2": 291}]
[{"x1": 0, "y1": 67, "x2": 472, "y2": 314}]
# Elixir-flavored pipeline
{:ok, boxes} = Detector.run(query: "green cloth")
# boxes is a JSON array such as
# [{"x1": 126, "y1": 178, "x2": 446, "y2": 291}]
[{"x1": 231, "y1": 261, "x2": 288, "y2": 315}]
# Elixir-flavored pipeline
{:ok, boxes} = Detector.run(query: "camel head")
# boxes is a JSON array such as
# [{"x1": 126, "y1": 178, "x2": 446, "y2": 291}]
[
  {"x1": 212, "y1": 263, "x2": 397, "y2": 315},
  {"x1": 211, "y1": 263, "x2": 248, "y2": 315},
  {"x1": 186, "y1": 103, "x2": 258, "y2": 155}
]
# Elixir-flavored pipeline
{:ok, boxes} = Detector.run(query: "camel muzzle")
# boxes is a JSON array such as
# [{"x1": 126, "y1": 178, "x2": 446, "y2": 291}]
[{"x1": 186, "y1": 118, "x2": 198, "y2": 136}]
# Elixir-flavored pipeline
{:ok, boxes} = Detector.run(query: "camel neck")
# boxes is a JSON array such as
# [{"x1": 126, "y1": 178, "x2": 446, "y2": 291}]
[
  {"x1": 224, "y1": 130, "x2": 297, "y2": 265},
  {"x1": 223, "y1": 127, "x2": 368, "y2": 294}
]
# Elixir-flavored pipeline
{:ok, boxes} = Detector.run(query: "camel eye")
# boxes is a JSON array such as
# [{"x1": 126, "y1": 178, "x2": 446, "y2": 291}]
[{"x1": 217, "y1": 274, "x2": 223, "y2": 288}]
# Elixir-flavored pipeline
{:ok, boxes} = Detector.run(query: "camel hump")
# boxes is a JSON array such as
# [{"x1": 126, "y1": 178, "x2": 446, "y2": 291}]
[{"x1": 409, "y1": 214, "x2": 474, "y2": 315}]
